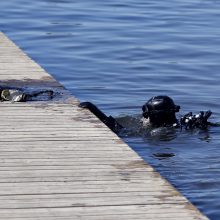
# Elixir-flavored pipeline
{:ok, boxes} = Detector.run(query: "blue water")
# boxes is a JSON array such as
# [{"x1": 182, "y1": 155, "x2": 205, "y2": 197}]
[{"x1": 1, "y1": 0, "x2": 220, "y2": 219}]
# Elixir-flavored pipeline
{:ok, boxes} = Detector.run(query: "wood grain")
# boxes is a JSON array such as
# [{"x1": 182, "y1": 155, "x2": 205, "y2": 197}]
[{"x1": 0, "y1": 32, "x2": 209, "y2": 219}]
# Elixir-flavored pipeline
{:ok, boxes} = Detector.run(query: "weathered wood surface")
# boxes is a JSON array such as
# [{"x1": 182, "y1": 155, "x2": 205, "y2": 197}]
[{"x1": 0, "y1": 32, "x2": 209, "y2": 219}]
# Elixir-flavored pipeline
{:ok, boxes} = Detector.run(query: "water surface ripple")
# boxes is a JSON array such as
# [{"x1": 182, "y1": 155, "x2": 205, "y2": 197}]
[{"x1": 1, "y1": 0, "x2": 220, "y2": 219}]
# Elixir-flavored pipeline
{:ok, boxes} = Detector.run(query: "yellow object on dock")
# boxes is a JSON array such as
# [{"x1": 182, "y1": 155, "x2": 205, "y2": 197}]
[{"x1": 0, "y1": 32, "x2": 209, "y2": 220}]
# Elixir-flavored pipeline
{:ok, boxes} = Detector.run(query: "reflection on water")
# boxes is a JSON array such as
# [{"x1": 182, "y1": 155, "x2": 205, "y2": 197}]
[
  {"x1": 153, "y1": 152, "x2": 175, "y2": 159},
  {"x1": 1, "y1": 0, "x2": 220, "y2": 219}
]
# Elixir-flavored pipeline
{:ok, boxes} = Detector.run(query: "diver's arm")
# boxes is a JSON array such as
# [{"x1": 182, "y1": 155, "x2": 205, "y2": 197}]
[{"x1": 79, "y1": 102, "x2": 123, "y2": 133}]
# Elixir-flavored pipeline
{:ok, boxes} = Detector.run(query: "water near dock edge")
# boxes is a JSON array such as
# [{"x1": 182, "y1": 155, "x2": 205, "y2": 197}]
[{"x1": 1, "y1": 0, "x2": 220, "y2": 219}]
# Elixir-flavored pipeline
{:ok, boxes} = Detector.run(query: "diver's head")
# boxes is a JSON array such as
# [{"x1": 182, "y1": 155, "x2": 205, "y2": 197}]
[{"x1": 142, "y1": 96, "x2": 180, "y2": 127}]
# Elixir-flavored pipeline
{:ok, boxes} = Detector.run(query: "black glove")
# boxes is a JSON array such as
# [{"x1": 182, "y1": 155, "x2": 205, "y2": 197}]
[{"x1": 180, "y1": 110, "x2": 212, "y2": 130}]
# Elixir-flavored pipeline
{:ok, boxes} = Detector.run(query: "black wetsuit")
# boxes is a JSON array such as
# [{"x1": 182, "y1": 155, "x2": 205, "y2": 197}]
[{"x1": 79, "y1": 102, "x2": 214, "y2": 133}]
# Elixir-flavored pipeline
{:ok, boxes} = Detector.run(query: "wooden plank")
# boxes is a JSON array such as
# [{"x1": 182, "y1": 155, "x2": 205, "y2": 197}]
[
  {"x1": 0, "y1": 205, "x2": 207, "y2": 219},
  {"x1": 0, "y1": 32, "x2": 209, "y2": 220}
]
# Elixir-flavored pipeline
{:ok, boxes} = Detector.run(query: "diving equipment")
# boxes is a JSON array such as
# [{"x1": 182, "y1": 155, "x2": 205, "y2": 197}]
[
  {"x1": 180, "y1": 110, "x2": 212, "y2": 130},
  {"x1": 0, "y1": 88, "x2": 54, "y2": 102}
]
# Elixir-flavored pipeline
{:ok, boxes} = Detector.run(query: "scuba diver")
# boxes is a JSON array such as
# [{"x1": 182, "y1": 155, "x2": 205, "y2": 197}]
[
  {"x1": 79, "y1": 95, "x2": 213, "y2": 133},
  {"x1": 0, "y1": 87, "x2": 54, "y2": 102}
]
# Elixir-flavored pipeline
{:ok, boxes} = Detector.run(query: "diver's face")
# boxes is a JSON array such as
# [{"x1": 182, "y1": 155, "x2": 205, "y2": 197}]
[{"x1": 149, "y1": 112, "x2": 177, "y2": 127}]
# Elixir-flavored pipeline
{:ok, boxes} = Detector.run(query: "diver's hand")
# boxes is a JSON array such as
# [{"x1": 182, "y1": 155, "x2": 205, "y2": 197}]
[{"x1": 180, "y1": 110, "x2": 212, "y2": 130}]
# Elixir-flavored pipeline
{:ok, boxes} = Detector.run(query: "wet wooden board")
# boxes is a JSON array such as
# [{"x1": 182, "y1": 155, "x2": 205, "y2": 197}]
[{"x1": 0, "y1": 32, "x2": 209, "y2": 220}]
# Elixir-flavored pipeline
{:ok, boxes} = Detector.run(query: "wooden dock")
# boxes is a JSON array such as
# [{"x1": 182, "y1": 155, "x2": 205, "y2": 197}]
[{"x1": 0, "y1": 32, "x2": 209, "y2": 220}]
